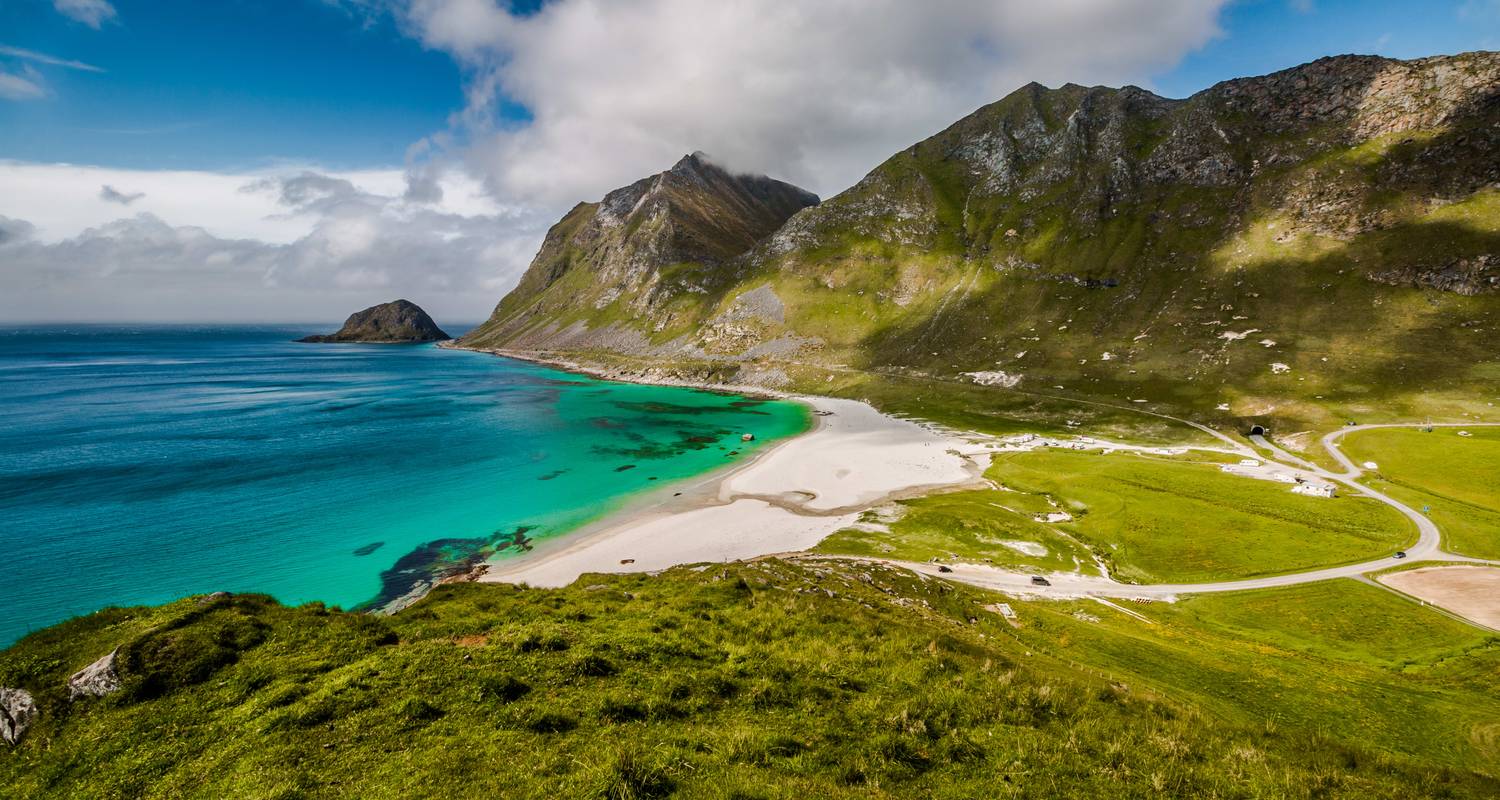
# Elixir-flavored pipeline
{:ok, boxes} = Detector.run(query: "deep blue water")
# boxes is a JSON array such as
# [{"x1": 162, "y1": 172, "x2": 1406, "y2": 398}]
[{"x1": 0, "y1": 325, "x2": 808, "y2": 645}]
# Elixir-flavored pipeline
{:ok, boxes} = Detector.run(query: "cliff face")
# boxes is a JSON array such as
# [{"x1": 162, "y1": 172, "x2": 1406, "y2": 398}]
[
  {"x1": 299, "y1": 299, "x2": 450, "y2": 343},
  {"x1": 465, "y1": 53, "x2": 1500, "y2": 426},
  {"x1": 460, "y1": 153, "x2": 818, "y2": 351}
]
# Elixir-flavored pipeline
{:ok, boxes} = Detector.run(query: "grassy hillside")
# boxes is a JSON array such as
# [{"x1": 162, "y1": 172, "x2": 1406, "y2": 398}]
[{"x1": 4, "y1": 561, "x2": 1496, "y2": 798}]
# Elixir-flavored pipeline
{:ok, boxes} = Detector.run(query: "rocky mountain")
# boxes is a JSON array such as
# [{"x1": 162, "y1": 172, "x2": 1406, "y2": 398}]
[
  {"x1": 461, "y1": 152, "x2": 818, "y2": 352},
  {"x1": 300, "y1": 299, "x2": 450, "y2": 343},
  {"x1": 463, "y1": 53, "x2": 1500, "y2": 430}
]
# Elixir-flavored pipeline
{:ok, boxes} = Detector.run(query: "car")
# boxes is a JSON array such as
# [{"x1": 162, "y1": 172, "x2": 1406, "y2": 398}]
[
  {"x1": 1030, "y1": 576, "x2": 1051, "y2": 586},
  {"x1": 1393, "y1": 551, "x2": 1407, "y2": 559},
  {"x1": 937, "y1": 565, "x2": 953, "y2": 573}
]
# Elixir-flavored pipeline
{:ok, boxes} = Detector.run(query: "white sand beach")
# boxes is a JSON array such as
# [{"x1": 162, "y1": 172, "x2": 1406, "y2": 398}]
[{"x1": 481, "y1": 396, "x2": 988, "y2": 588}]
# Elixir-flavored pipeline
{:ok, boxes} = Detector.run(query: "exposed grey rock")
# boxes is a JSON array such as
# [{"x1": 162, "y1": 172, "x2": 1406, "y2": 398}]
[
  {"x1": 0, "y1": 688, "x2": 37, "y2": 746},
  {"x1": 299, "y1": 299, "x2": 450, "y2": 343},
  {"x1": 1369, "y1": 255, "x2": 1499, "y2": 296},
  {"x1": 68, "y1": 648, "x2": 122, "y2": 701},
  {"x1": 197, "y1": 591, "x2": 233, "y2": 606}
]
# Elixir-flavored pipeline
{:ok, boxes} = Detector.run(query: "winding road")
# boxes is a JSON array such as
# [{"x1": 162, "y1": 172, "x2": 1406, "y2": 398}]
[{"x1": 858, "y1": 421, "x2": 1500, "y2": 601}]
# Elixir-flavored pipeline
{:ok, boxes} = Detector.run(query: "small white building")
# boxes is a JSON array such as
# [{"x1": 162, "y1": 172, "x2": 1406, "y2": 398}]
[{"x1": 1291, "y1": 483, "x2": 1337, "y2": 498}]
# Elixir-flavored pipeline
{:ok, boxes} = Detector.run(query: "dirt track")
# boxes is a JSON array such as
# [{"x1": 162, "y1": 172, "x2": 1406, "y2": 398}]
[{"x1": 1379, "y1": 565, "x2": 1500, "y2": 630}]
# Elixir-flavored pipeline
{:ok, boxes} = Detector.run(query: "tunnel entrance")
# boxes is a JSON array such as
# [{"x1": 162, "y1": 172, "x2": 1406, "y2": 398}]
[{"x1": 1249, "y1": 425, "x2": 1267, "y2": 436}]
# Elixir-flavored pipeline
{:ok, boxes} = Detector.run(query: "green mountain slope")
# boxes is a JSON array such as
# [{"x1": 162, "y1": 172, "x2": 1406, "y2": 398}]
[
  {"x1": 464, "y1": 53, "x2": 1500, "y2": 434},
  {"x1": 3, "y1": 561, "x2": 1496, "y2": 798}
]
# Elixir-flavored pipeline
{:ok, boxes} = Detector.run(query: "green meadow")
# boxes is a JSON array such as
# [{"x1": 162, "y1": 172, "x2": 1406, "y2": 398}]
[
  {"x1": 820, "y1": 449, "x2": 1413, "y2": 583},
  {"x1": 1340, "y1": 427, "x2": 1500, "y2": 559},
  {"x1": 1001, "y1": 579, "x2": 1500, "y2": 774}
]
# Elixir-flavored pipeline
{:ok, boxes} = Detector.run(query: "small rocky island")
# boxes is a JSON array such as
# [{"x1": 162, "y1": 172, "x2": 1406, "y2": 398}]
[{"x1": 298, "y1": 299, "x2": 450, "y2": 343}]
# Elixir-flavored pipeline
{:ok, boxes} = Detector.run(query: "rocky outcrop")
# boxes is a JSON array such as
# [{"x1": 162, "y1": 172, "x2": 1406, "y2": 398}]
[
  {"x1": 68, "y1": 648, "x2": 122, "y2": 701},
  {"x1": 1370, "y1": 255, "x2": 1500, "y2": 295},
  {"x1": 0, "y1": 688, "x2": 37, "y2": 746},
  {"x1": 299, "y1": 299, "x2": 450, "y2": 343}
]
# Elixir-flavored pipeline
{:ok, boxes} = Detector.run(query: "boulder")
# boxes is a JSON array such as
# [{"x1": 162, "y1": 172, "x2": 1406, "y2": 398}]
[
  {"x1": 0, "y1": 687, "x2": 37, "y2": 746},
  {"x1": 197, "y1": 591, "x2": 233, "y2": 606},
  {"x1": 68, "y1": 648, "x2": 123, "y2": 701}
]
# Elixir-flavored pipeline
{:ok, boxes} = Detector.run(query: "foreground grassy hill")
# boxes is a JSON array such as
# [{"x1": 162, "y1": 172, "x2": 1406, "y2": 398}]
[
  {"x1": 3, "y1": 560, "x2": 1496, "y2": 798},
  {"x1": 463, "y1": 52, "x2": 1500, "y2": 436}
]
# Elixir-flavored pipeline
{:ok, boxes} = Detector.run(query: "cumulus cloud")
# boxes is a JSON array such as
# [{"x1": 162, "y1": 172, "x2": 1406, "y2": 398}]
[
  {"x1": 389, "y1": 0, "x2": 1228, "y2": 204},
  {"x1": 0, "y1": 164, "x2": 552, "y2": 324},
  {"x1": 99, "y1": 185, "x2": 145, "y2": 205},
  {"x1": 53, "y1": 0, "x2": 118, "y2": 29}
]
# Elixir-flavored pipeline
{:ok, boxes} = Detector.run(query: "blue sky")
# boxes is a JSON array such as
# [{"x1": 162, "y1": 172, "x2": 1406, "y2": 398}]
[{"x1": 0, "y1": 1, "x2": 464, "y2": 169}]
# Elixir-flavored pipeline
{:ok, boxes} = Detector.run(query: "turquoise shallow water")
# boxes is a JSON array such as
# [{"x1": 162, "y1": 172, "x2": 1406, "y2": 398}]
[{"x1": 0, "y1": 325, "x2": 808, "y2": 646}]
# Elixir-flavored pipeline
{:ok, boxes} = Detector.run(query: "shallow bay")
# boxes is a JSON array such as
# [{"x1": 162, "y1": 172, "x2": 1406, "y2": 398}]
[{"x1": 0, "y1": 325, "x2": 808, "y2": 645}]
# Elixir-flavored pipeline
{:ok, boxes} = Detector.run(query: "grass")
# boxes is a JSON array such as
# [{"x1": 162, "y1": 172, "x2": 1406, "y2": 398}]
[
  {"x1": 985, "y1": 450, "x2": 1412, "y2": 583},
  {"x1": 999, "y1": 579, "x2": 1500, "y2": 774},
  {"x1": 1339, "y1": 427, "x2": 1500, "y2": 559},
  {"x1": 4, "y1": 561, "x2": 1497, "y2": 798},
  {"x1": 814, "y1": 488, "x2": 1100, "y2": 575},
  {"x1": 817, "y1": 448, "x2": 1413, "y2": 583}
]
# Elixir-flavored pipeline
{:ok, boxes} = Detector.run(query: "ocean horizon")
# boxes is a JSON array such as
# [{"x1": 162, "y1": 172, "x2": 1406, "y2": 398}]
[{"x1": 0, "y1": 324, "x2": 808, "y2": 646}]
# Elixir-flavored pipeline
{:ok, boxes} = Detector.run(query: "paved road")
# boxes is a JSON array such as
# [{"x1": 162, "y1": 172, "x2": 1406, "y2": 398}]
[{"x1": 848, "y1": 422, "x2": 1500, "y2": 599}]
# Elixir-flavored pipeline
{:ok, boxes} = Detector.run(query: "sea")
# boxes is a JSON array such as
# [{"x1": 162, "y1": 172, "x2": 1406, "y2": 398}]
[{"x1": 0, "y1": 325, "x2": 809, "y2": 646}]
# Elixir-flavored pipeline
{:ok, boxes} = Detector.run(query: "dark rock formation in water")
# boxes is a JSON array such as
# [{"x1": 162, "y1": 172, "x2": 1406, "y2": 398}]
[{"x1": 299, "y1": 299, "x2": 450, "y2": 343}]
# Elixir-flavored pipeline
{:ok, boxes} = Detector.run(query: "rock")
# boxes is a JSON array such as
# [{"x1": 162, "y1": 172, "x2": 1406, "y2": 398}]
[
  {"x1": 1, "y1": 687, "x2": 38, "y2": 746},
  {"x1": 68, "y1": 648, "x2": 123, "y2": 701},
  {"x1": 298, "y1": 299, "x2": 450, "y2": 343},
  {"x1": 197, "y1": 591, "x2": 232, "y2": 606}
]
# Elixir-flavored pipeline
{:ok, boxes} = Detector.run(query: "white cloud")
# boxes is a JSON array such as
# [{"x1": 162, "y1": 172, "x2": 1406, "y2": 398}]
[
  {"x1": 0, "y1": 45, "x2": 105, "y2": 72},
  {"x1": 53, "y1": 0, "x2": 118, "y2": 29},
  {"x1": 0, "y1": 163, "x2": 552, "y2": 324},
  {"x1": 393, "y1": 0, "x2": 1229, "y2": 203},
  {"x1": 0, "y1": 65, "x2": 47, "y2": 101}
]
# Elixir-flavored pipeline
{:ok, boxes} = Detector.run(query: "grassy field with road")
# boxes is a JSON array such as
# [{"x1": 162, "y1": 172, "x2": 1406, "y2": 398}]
[
  {"x1": 1340, "y1": 427, "x2": 1500, "y2": 559},
  {"x1": 821, "y1": 449, "x2": 1414, "y2": 583}
]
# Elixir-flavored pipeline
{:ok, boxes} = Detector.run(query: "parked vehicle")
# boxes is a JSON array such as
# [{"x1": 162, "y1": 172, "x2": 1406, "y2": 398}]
[
  {"x1": 1030, "y1": 576, "x2": 1051, "y2": 586},
  {"x1": 1394, "y1": 551, "x2": 1407, "y2": 559}
]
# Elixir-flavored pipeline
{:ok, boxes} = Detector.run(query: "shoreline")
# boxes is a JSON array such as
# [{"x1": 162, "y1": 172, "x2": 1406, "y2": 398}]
[
  {"x1": 437, "y1": 340, "x2": 796, "y2": 400},
  {"x1": 480, "y1": 393, "x2": 991, "y2": 588},
  {"x1": 444, "y1": 344, "x2": 993, "y2": 588}
]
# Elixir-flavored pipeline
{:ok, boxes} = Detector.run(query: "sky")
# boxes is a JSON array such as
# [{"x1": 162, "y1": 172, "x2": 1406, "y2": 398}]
[{"x1": 0, "y1": 0, "x2": 1496, "y2": 324}]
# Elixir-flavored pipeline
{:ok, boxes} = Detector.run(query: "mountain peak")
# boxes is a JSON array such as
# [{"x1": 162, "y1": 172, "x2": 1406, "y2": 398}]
[{"x1": 460, "y1": 154, "x2": 818, "y2": 350}]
